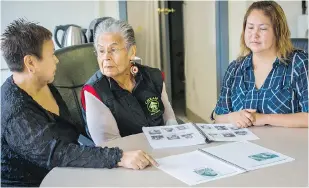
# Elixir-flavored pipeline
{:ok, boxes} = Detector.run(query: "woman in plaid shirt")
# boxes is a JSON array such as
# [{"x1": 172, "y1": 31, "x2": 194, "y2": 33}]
[{"x1": 212, "y1": 1, "x2": 308, "y2": 128}]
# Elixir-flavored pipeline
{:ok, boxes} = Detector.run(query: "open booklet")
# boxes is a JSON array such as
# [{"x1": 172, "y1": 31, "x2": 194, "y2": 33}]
[
  {"x1": 142, "y1": 123, "x2": 259, "y2": 149},
  {"x1": 156, "y1": 141, "x2": 294, "y2": 186}
]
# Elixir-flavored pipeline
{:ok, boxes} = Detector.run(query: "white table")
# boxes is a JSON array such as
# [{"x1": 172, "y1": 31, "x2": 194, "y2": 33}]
[{"x1": 41, "y1": 126, "x2": 308, "y2": 187}]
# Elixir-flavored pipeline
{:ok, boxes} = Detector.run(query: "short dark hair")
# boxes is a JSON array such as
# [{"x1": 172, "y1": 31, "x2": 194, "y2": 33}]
[{"x1": 1, "y1": 18, "x2": 52, "y2": 72}]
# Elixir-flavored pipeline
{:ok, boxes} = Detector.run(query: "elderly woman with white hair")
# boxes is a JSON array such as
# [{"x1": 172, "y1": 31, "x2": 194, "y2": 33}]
[{"x1": 81, "y1": 18, "x2": 177, "y2": 145}]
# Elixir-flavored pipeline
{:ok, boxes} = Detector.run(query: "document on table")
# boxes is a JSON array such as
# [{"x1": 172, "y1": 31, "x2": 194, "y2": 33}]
[
  {"x1": 142, "y1": 123, "x2": 205, "y2": 149},
  {"x1": 156, "y1": 141, "x2": 294, "y2": 185},
  {"x1": 202, "y1": 141, "x2": 295, "y2": 171},
  {"x1": 143, "y1": 123, "x2": 259, "y2": 149},
  {"x1": 156, "y1": 150, "x2": 244, "y2": 186},
  {"x1": 195, "y1": 123, "x2": 260, "y2": 142}
]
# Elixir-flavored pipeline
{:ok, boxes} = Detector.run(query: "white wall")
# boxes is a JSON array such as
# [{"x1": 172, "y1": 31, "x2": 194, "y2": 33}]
[
  {"x1": 228, "y1": 0, "x2": 306, "y2": 62},
  {"x1": 228, "y1": 1, "x2": 248, "y2": 62},
  {"x1": 0, "y1": 1, "x2": 119, "y2": 85},
  {"x1": 98, "y1": 1, "x2": 119, "y2": 19},
  {"x1": 183, "y1": 1, "x2": 217, "y2": 122}
]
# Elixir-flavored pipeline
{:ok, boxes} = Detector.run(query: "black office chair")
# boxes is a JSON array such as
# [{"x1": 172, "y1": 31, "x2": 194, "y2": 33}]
[
  {"x1": 53, "y1": 43, "x2": 99, "y2": 146},
  {"x1": 291, "y1": 38, "x2": 308, "y2": 52}
]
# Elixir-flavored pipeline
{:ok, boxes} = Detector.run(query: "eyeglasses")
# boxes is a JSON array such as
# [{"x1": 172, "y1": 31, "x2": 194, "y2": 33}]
[{"x1": 96, "y1": 47, "x2": 126, "y2": 56}]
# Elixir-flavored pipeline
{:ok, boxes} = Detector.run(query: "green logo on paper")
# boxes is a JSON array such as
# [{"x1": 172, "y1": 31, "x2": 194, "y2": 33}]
[{"x1": 145, "y1": 97, "x2": 160, "y2": 115}]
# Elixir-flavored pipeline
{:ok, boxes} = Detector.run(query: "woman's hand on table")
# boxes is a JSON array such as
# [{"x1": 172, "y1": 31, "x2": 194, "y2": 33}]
[
  {"x1": 228, "y1": 109, "x2": 256, "y2": 128},
  {"x1": 118, "y1": 150, "x2": 158, "y2": 170}
]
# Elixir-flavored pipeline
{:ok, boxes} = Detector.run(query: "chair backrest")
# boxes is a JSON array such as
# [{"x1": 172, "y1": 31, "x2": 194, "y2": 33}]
[
  {"x1": 53, "y1": 43, "x2": 99, "y2": 137},
  {"x1": 291, "y1": 38, "x2": 308, "y2": 52}
]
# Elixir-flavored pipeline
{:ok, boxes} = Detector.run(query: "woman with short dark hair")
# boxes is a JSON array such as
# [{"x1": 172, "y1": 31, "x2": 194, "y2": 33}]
[{"x1": 1, "y1": 19, "x2": 157, "y2": 187}]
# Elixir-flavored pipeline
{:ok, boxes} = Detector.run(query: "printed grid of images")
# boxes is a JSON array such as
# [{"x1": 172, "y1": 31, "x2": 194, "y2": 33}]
[
  {"x1": 148, "y1": 124, "x2": 252, "y2": 141},
  {"x1": 199, "y1": 124, "x2": 250, "y2": 139},
  {"x1": 149, "y1": 125, "x2": 197, "y2": 141}
]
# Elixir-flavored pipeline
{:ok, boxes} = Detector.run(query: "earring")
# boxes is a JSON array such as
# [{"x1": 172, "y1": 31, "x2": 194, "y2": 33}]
[{"x1": 130, "y1": 60, "x2": 139, "y2": 76}]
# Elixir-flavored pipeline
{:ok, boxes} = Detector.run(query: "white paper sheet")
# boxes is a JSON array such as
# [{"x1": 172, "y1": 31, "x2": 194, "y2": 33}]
[
  {"x1": 156, "y1": 150, "x2": 245, "y2": 185},
  {"x1": 142, "y1": 123, "x2": 205, "y2": 149},
  {"x1": 196, "y1": 123, "x2": 259, "y2": 141},
  {"x1": 201, "y1": 141, "x2": 295, "y2": 171}
]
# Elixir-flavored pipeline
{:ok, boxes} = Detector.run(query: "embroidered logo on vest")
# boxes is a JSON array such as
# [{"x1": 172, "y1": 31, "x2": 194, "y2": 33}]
[{"x1": 145, "y1": 97, "x2": 160, "y2": 115}]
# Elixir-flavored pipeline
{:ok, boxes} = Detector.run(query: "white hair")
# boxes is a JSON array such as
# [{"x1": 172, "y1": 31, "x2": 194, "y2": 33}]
[{"x1": 94, "y1": 18, "x2": 136, "y2": 51}]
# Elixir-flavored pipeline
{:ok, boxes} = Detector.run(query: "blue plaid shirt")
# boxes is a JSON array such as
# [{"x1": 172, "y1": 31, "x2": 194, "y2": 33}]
[{"x1": 213, "y1": 50, "x2": 308, "y2": 117}]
